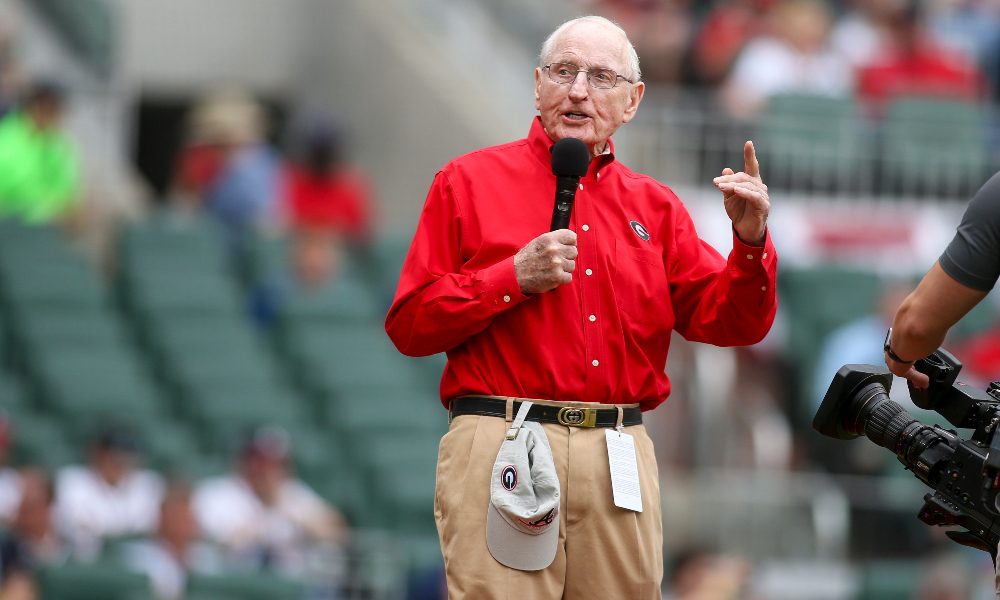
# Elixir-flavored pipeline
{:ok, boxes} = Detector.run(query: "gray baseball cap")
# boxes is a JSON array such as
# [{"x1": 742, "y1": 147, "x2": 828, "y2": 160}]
[{"x1": 486, "y1": 418, "x2": 561, "y2": 571}]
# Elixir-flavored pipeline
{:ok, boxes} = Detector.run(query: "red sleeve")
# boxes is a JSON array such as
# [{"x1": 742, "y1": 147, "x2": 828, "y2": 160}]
[
  {"x1": 668, "y1": 208, "x2": 777, "y2": 346},
  {"x1": 385, "y1": 170, "x2": 529, "y2": 357}
]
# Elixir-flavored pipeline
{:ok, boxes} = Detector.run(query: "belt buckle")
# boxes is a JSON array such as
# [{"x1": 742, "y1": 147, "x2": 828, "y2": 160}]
[{"x1": 557, "y1": 407, "x2": 597, "y2": 427}]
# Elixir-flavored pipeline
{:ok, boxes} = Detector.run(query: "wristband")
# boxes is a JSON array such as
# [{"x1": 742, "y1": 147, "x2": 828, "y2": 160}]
[{"x1": 884, "y1": 327, "x2": 915, "y2": 365}]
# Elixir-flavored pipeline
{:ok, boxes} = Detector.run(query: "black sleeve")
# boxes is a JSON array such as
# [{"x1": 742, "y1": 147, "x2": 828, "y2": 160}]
[{"x1": 939, "y1": 171, "x2": 1000, "y2": 292}]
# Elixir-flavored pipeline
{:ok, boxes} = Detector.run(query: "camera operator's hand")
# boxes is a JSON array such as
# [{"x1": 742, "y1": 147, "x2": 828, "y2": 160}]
[{"x1": 884, "y1": 353, "x2": 929, "y2": 389}]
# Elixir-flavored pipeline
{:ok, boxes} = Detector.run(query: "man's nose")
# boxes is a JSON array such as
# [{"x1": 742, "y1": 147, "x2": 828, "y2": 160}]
[{"x1": 568, "y1": 72, "x2": 589, "y2": 99}]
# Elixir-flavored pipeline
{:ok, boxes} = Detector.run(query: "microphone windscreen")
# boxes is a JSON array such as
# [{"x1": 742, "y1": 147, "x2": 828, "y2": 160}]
[{"x1": 551, "y1": 137, "x2": 590, "y2": 178}]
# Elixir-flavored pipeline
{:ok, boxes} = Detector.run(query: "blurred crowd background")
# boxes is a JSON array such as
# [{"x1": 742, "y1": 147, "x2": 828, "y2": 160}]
[{"x1": 0, "y1": 0, "x2": 999, "y2": 598}]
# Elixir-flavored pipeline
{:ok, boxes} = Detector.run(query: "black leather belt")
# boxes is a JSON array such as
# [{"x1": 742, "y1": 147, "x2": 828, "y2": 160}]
[{"x1": 450, "y1": 396, "x2": 642, "y2": 428}]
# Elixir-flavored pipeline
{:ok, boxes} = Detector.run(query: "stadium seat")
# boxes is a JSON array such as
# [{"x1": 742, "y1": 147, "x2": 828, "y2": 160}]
[
  {"x1": 36, "y1": 561, "x2": 152, "y2": 600},
  {"x1": 9, "y1": 410, "x2": 77, "y2": 469},
  {"x1": 185, "y1": 571, "x2": 307, "y2": 600},
  {"x1": 882, "y1": 97, "x2": 987, "y2": 197},
  {"x1": 756, "y1": 93, "x2": 866, "y2": 192}
]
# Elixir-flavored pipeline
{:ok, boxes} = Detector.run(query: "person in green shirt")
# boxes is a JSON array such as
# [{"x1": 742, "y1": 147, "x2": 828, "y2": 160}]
[{"x1": 0, "y1": 82, "x2": 79, "y2": 224}]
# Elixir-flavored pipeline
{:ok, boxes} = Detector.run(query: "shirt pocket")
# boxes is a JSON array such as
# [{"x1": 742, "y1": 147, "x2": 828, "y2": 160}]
[{"x1": 613, "y1": 239, "x2": 672, "y2": 327}]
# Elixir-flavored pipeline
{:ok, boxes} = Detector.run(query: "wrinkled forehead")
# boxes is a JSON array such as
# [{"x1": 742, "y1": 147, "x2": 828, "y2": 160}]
[{"x1": 547, "y1": 21, "x2": 630, "y2": 70}]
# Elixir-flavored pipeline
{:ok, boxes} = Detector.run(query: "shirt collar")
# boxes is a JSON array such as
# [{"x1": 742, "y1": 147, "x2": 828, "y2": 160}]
[{"x1": 526, "y1": 116, "x2": 616, "y2": 176}]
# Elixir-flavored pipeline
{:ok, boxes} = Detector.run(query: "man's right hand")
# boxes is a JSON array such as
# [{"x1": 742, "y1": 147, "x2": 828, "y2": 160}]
[{"x1": 514, "y1": 229, "x2": 578, "y2": 294}]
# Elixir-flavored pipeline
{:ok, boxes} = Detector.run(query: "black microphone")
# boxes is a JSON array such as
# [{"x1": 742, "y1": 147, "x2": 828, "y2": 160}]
[{"x1": 550, "y1": 137, "x2": 590, "y2": 231}]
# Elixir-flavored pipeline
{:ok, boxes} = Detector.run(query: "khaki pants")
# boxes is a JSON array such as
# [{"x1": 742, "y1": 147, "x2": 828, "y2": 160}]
[{"x1": 435, "y1": 406, "x2": 663, "y2": 600}]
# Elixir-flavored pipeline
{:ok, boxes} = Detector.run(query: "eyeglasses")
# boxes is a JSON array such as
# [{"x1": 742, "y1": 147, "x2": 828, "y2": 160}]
[{"x1": 543, "y1": 62, "x2": 634, "y2": 90}]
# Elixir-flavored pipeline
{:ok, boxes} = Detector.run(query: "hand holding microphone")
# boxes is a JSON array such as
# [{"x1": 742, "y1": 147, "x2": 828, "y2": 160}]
[
  {"x1": 550, "y1": 137, "x2": 590, "y2": 231},
  {"x1": 514, "y1": 229, "x2": 578, "y2": 294},
  {"x1": 515, "y1": 138, "x2": 589, "y2": 294}
]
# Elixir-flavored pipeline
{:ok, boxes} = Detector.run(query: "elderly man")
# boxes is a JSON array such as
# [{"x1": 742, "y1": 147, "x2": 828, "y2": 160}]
[{"x1": 386, "y1": 15, "x2": 776, "y2": 599}]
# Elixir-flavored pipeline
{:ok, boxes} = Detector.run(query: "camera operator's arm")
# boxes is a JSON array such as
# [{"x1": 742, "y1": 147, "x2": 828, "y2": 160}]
[
  {"x1": 886, "y1": 172, "x2": 1000, "y2": 387},
  {"x1": 886, "y1": 262, "x2": 986, "y2": 387}
]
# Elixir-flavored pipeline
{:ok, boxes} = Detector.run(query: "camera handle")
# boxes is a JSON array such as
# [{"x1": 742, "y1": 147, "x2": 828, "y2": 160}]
[
  {"x1": 986, "y1": 418, "x2": 1000, "y2": 473},
  {"x1": 918, "y1": 493, "x2": 999, "y2": 561}
]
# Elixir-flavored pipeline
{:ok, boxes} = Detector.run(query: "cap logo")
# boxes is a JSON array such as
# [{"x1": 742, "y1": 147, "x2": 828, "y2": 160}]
[
  {"x1": 500, "y1": 465, "x2": 518, "y2": 491},
  {"x1": 630, "y1": 220, "x2": 650, "y2": 242},
  {"x1": 519, "y1": 508, "x2": 556, "y2": 530}
]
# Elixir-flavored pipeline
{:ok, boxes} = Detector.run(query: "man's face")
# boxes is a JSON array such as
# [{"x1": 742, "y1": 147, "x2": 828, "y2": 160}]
[{"x1": 534, "y1": 21, "x2": 645, "y2": 155}]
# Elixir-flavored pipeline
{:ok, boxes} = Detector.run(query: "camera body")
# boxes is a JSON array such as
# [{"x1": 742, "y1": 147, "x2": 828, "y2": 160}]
[{"x1": 813, "y1": 349, "x2": 1000, "y2": 556}]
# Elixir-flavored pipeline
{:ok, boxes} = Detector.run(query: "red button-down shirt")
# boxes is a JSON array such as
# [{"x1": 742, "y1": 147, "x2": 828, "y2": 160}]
[{"x1": 386, "y1": 118, "x2": 777, "y2": 411}]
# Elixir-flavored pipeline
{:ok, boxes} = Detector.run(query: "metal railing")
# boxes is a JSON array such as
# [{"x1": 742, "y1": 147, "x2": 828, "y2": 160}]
[{"x1": 618, "y1": 88, "x2": 1000, "y2": 202}]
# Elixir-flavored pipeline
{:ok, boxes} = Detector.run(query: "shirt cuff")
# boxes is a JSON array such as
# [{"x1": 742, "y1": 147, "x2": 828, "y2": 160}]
[
  {"x1": 477, "y1": 256, "x2": 530, "y2": 311},
  {"x1": 731, "y1": 227, "x2": 775, "y2": 274}
]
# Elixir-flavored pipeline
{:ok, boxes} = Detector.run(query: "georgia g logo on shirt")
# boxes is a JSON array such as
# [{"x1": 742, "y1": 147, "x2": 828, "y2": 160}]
[{"x1": 630, "y1": 220, "x2": 650, "y2": 242}]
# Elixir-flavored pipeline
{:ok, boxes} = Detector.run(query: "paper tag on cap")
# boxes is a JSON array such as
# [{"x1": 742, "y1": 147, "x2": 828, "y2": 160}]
[{"x1": 605, "y1": 429, "x2": 642, "y2": 512}]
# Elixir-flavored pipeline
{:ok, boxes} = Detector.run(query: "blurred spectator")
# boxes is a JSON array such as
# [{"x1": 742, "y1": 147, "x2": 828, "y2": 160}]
[
  {"x1": 0, "y1": 469, "x2": 67, "y2": 600},
  {"x1": 720, "y1": 0, "x2": 852, "y2": 119},
  {"x1": 54, "y1": 426, "x2": 164, "y2": 560},
  {"x1": 914, "y1": 550, "x2": 973, "y2": 600},
  {"x1": 811, "y1": 281, "x2": 912, "y2": 412},
  {"x1": 120, "y1": 482, "x2": 222, "y2": 600},
  {"x1": 686, "y1": 0, "x2": 772, "y2": 87},
  {"x1": 663, "y1": 547, "x2": 753, "y2": 600},
  {"x1": 829, "y1": 0, "x2": 899, "y2": 69},
  {"x1": 926, "y1": 0, "x2": 1000, "y2": 96},
  {"x1": 0, "y1": 415, "x2": 22, "y2": 526},
  {"x1": 172, "y1": 88, "x2": 281, "y2": 244},
  {"x1": 856, "y1": 1, "x2": 985, "y2": 113},
  {"x1": 0, "y1": 21, "x2": 25, "y2": 119},
  {"x1": 0, "y1": 81, "x2": 79, "y2": 224},
  {"x1": 602, "y1": 0, "x2": 694, "y2": 84},
  {"x1": 1, "y1": 469, "x2": 67, "y2": 565},
  {"x1": 282, "y1": 113, "x2": 375, "y2": 289},
  {"x1": 192, "y1": 426, "x2": 347, "y2": 575}
]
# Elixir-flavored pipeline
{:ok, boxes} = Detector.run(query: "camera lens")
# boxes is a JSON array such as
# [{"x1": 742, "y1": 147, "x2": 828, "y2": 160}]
[{"x1": 847, "y1": 382, "x2": 920, "y2": 454}]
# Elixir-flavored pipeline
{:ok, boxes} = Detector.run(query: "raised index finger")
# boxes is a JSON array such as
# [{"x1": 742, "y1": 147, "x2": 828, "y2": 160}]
[{"x1": 743, "y1": 140, "x2": 760, "y2": 178}]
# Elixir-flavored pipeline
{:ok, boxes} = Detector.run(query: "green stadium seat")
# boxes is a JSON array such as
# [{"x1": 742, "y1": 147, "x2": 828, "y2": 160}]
[
  {"x1": 777, "y1": 265, "x2": 883, "y2": 418},
  {"x1": 0, "y1": 262, "x2": 106, "y2": 310},
  {"x1": 124, "y1": 270, "x2": 241, "y2": 317},
  {"x1": 36, "y1": 561, "x2": 152, "y2": 600},
  {"x1": 185, "y1": 571, "x2": 307, "y2": 600},
  {"x1": 882, "y1": 97, "x2": 987, "y2": 196},
  {"x1": 9, "y1": 411, "x2": 77, "y2": 469},
  {"x1": 31, "y1": 348, "x2": 165, "y2": 420},
  {"x1": 856, "y1": 560, "x2": 920, "y2": 600},
  {"x1": 280, "y1": 276, "x2": 380, "y2": 325},
  {"x1": 756, "y1": 93, "x2": 866, "y2": 192},
  {"x1": 119, "y1": 217, "x2": 228, "y2": 275},
  {"x1": 326, "y1": 383, "x2": 445, "y2": 435}
]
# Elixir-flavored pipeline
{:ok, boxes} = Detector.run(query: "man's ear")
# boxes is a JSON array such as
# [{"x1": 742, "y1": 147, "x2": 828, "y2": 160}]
[
  {"x1": 622, "y1": 80, "x2": 645, "y2": 124},
  {"x1": 534, "y1": 68, "x2": 543, "y2": 110}
]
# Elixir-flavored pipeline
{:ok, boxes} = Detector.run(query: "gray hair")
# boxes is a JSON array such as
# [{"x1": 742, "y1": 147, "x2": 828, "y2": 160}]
[{"x1": 538, "y1": 16, "x2": 641, "y2": 82}]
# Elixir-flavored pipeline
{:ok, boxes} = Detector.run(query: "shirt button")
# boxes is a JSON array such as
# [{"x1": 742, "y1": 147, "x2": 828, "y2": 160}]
[
  {"x1": 746, "y1": 254, "x2": 754, "y2": 260},
  {"x1": 578, "y1": 183, "x2": 584, "y2": 191},
  {"x1": 585, "y1": 268, "x2": 593, "y2": 276},
  {"x1": 761, "y1": 286, "x2": 767, "y2": 291},
  {"x1": 503, "y1": 295, "x2": 511, "y2": 303},
  {"x1": 591, "y1": 359, "x2": 600, "y2": 367},
  {"x1": 762, "y1": 252, "x2": 768, "y2": 259},
  {"x1": 582, "y1": 224, "x2": 590, "y2": 232},
  {"x1": 596, "y1": 172, "x2": 601, "y2": 179},
  {"x1": 589, "y1": 314, "x2": 597, "y2": 322}
]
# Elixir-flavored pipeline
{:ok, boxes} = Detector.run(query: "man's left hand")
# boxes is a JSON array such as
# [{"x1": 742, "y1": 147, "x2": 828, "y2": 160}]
[{"x1": 714, "y1": 140, "x2": 769, "y2": 246}]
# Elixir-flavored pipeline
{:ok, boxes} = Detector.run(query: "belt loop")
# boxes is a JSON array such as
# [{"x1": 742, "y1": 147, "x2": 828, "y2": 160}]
[
  {"x1": 615, "y1": 406, "x2": 624, "y2": 431},
  {"x1": 505, "y1": 397, "x2": 514, "y2": 425}
]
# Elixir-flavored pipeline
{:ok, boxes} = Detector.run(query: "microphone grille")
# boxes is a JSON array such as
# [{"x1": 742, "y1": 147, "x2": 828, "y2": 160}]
[{"x1": 551, "y1": 137, "x2": 590, "y2": 177}]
